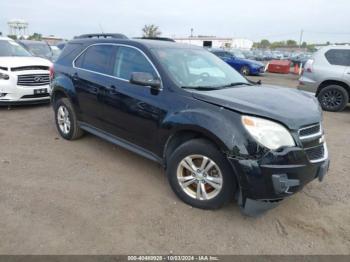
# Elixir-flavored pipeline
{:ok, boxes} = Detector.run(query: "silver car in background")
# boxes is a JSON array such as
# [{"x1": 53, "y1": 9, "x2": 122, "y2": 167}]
[{"x1": 298, "y1": 45, "x2": 350, "y2": 112}]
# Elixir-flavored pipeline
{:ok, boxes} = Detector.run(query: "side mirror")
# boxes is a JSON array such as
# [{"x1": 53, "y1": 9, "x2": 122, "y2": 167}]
[{"x1": 130, "y1": 72, "x2": 161, "y2": 89}]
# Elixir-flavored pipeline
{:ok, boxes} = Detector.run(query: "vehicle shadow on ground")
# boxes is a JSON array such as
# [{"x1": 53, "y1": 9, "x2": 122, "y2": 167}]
[
  {"x1": 0, "y1": 102, "x2": 51, "y2": 112},
  {"x1": 77, "y1": 131, "x2": 245, "y2": 218}
]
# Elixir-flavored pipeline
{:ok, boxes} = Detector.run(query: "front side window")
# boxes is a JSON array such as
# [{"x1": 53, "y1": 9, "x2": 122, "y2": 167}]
[
  {"x1": 152, "y1": 47, "x2": 248, "y2": 88},
  {"x1": 75, "y1": 45, "x2": 115, "y2": 75},
  {"x1": 113, "y1": 46, "x2": 157, "y2": 80},
  {"x1": 325, "y1": 49, "x2": 350, "y2": 66},
  {"x1": 0, "y1": 40, "x2": 32, "y2": 57}
]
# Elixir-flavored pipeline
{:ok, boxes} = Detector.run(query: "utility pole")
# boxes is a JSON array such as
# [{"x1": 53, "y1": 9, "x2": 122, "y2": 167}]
[{"x1": 299, "y1": 29, "x2": 304, "y2": 48}]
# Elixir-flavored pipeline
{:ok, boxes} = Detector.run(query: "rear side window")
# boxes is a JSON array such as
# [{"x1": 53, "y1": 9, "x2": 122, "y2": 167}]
[
  {"x1": 325, "y1": 49, "x2": 350, "y2": 66},
  {"x1": 113, "y1": 46, "x2": 156, "y2": 80},
  {"x1": 75, "y1": 45, "x2": 115, "y2": 75}
]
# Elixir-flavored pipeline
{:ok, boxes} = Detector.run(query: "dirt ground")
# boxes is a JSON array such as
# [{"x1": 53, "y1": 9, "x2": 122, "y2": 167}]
[{"x1": 0, "y1": 73, "x2": 349, "y2": 255}]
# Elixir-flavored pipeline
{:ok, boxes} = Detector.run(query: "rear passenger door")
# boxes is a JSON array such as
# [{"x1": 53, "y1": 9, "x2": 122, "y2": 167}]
[
  {"x1": 73, "y1": 44, "x2": 115, "y2": 128},
  {"x1": 343, "y1": 50, "x2": 350, "y2": 84},
  {"x1": 102, "y1": 45, "x2": 165, "y2": 153}
]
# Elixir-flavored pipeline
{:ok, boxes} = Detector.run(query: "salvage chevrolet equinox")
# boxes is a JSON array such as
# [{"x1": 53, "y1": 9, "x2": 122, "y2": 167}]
[{"x1": 51, "y1": 34, "x2": 330, "y2": 216}]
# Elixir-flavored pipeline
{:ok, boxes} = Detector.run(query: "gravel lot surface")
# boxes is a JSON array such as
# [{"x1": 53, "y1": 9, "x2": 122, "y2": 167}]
[{"x1": 0, "y1": 73, "x2": 349, "y2": 254}]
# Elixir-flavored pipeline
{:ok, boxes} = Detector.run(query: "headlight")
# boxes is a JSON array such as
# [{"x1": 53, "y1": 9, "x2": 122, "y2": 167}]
[
  {"x1": 0, "y1": 72, "x2": 9, "y2": 80},
  {"x1": 242, "y1": 115, "x2": 295, "y2": 150}
]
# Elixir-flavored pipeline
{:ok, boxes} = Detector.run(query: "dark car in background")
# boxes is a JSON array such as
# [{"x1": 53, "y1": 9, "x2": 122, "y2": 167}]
[
  {"x1": 18, "y1": 40, "x2": 53, "y2": 61},
  {"x1": 210, "y1": 49, "x2": 265, "y2": 75},
  {"x1": 50, "y1": 34, "x2": 329, "y2": 216},
  {"x1": 291, "y1": 53, "x2": 312, "y2": 67}
]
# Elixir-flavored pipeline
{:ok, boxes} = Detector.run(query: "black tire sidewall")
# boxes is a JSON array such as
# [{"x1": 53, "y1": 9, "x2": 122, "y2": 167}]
[
  {"x1": 54, "y1": 98, "x2": 77, "y2": 140},
  {"x1": 166, "y1": 139, "x2": 236, "y2": 209},
  {"x1": 318, "y1": 85, "x2": 349, "y2": 112}
]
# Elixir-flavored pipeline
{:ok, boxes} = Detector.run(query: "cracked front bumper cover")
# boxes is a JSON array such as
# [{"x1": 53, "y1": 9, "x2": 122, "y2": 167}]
[{"x1": 229, "y1": 146, "x2": 330, "y2": 217}]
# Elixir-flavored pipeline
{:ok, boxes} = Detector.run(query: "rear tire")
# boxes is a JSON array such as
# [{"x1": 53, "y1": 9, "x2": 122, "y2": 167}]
[
  {"x1": 318, "y1": 85, "x2": 349, "y2": 112},
  {"x1": 54, "y1": 98, "x2": 84, "y2": 140},
  {"x1": 166, "y1": 139, "x2": 236, "y2": 209}
]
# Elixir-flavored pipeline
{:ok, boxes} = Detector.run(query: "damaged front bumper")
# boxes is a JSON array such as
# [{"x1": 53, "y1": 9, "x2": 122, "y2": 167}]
[{"x1": 228, "y1": 145, "x2": 330, "y2": 217}]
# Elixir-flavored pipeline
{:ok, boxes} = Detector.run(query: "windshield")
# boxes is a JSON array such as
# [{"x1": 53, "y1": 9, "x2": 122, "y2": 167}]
[
  {"x1": 0, "y1": 40, "x2": 32, "y2": 57},
  {"x1": 152, "y1": 47, "x2": 249, "y2": 89},
  {"x1": 23, "y1": 42, "x2": 52, "y2": 59},
  {"x1": 231, "y1": 50, "x2": 246, "y2": 59}
]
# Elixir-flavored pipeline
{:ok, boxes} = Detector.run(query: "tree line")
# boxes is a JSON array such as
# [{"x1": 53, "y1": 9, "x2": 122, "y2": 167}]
[{"x1": 253, "y1": 39, "x2": 316, "y2": 51}]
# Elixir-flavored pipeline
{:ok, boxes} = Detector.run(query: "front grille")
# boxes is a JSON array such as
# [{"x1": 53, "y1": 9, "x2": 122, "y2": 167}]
[
  {"x1": 17, "y1": 74, "x2": 50, "y2": 86},
  {"x1": 299, "y1": 124, "x2": 321, "y2": 137},
  {"x1": 305, "y1": 145, "x2": 325, "y2": 161},
  {"x1": 21, "y1": 93, "x2": 50, "y2": 99},
  {"x1": 11, "y1": 66, "x2": 49, "y2": 72},
  {"x1": 298, "y1": 123, "x2": 326, "y2": 163}
]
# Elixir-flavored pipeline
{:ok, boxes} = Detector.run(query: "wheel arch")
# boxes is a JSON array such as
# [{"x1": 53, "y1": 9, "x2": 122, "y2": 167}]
[
  {"x1": 317, "y1": 80, "x2": 350, "y2": 100},
  {"x1": 163, "y1": 127, "x2": 230, "y2": 166},
  {"x1": 51, "y1": 88, "x2": 69, "y2": 105},
  {"x1": 51, "y1": 74, "x2": 79, "y2": 107}
]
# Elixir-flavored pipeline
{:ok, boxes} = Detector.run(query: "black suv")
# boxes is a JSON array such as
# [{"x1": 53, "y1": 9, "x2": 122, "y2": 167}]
[{"x1": 51, "y1": 34, "x2": 329, "y2": 216}]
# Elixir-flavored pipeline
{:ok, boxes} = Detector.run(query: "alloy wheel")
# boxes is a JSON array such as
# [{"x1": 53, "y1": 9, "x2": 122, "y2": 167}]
[
  {"x1": 57, "y1": 105, "x2": 71, "y2": 135},
  {"x1": 321, "y1": 89, "x2": 343, "y2": 109},
  {"x1": 176, "y1": 154, "x2": 223, "y2": 200}
]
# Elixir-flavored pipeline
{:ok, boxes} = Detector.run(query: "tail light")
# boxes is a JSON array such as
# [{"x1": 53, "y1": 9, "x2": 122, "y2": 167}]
[
  {"x1": 49, "y1": 65, "x2": 54, "y2": 81},
  {"x1": 304, "y1": 59, "x2": 314, "y2": 73}
]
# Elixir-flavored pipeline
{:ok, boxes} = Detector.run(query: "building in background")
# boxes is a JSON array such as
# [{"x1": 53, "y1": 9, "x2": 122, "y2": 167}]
[{"x1": 173, "y1": 36, "x2": 254, "y2": 50}]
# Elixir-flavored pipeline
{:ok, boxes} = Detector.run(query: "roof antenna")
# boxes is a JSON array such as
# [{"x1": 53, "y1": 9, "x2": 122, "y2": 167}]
[{"x1": 98, "y1": 23, "x2": 104, "y2": 34}]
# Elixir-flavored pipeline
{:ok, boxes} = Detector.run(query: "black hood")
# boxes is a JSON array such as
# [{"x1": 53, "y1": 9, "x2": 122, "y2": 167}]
[{"x1": 192, "y1": 85, "x2": 322, "y2": 130}]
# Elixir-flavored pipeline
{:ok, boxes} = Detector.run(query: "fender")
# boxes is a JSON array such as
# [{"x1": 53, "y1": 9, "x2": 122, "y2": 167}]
[
  {"x1": 51, "y1": 72, "x2": 81, "y2": 116},
  {"x1": 160, "y1": 106, "x2": 252, "y2": 158}
]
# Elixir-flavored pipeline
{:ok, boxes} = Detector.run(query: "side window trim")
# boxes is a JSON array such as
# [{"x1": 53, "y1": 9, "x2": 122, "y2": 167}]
[{"x1": 72, "y1": 43, "x2": 162, "y2": 85}]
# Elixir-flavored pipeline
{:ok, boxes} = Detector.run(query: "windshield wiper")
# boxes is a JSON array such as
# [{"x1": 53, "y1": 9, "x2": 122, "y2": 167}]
[
  {"x1": 219, "y1": 82, "x2": 252, "y2": 88},
  {"x1": 181, "y1": 86, "x2": 221, "y2": 91}
]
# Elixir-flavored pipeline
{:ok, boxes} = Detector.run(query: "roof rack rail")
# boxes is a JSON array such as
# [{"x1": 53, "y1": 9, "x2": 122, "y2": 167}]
[
  {"x1": 134, "y1": 37, "x2": 175, "y2": 42},
  {"x1": 74, "y1": 33, "x2": 128, "y2": 39}
]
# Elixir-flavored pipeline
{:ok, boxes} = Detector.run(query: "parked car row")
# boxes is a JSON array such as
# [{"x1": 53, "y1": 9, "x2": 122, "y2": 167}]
[
  {"x1": 15, "y1": 39, "x2": 63, "y2": 62},
  {"x1": 210, "y1": 49, "x2": 265, "y2": 76},
  {"x1": 244, "y1": 49, "x2": 313, "y2": 65}
]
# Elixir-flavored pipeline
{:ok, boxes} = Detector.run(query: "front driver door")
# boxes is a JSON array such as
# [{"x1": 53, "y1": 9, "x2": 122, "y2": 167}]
[{"x1": 102, "y1": 45, "x2": 166, "y2": 153}]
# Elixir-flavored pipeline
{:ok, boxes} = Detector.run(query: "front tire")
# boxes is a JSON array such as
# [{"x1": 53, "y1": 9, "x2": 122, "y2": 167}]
[
  {"x1": 318, "y1": 85, "x2": 349, "y2": 112},
  {"x1": 166, "y1": 139, "x2": 236, "y2": 209},
  {"x1": 54, "y1": 98, "x2": 84, "y2": 140}
]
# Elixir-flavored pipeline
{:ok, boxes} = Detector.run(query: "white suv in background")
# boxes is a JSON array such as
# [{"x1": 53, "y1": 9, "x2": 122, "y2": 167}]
[
  {"x1": 0, "y1": 37, "x2": 52, "y2": 105},
  {"x1": 298, "y1": 45, "x2": 350, "y2": 112}
]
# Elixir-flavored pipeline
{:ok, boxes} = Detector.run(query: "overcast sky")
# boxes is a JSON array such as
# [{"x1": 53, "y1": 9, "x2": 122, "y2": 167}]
[{"x1": 1, "y1": 0, "x2": 350, "y2": 43}]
